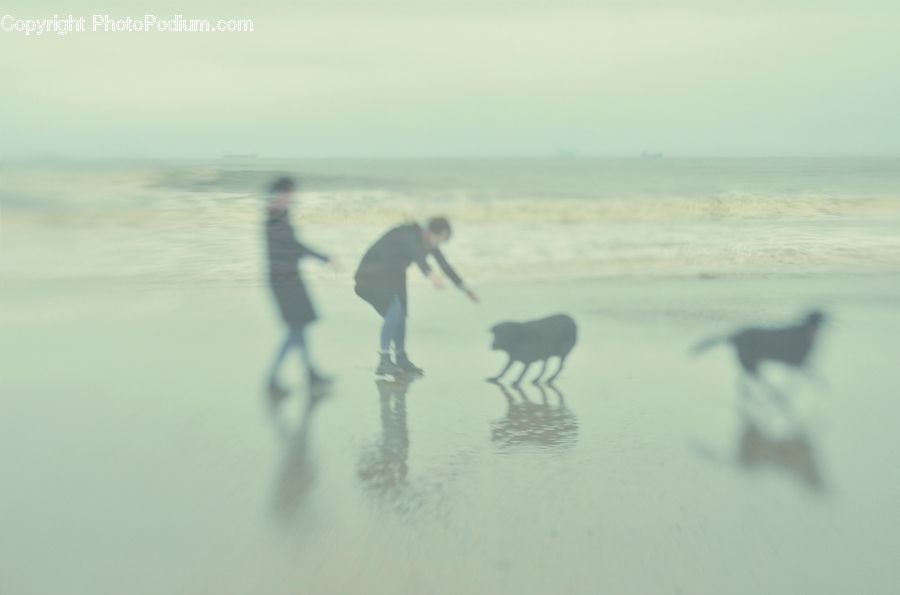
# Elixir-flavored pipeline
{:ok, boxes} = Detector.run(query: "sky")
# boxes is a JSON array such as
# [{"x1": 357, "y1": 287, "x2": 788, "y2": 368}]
[{"x1": 1, "y1": 0, "x2": 899, "y2": 158}]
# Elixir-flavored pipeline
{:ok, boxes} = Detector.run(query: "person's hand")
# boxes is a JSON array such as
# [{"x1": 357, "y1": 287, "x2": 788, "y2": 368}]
[
  {"x1": 464, "y1": 287, "x2": 479, "y2": 303},
  {"x1": 429, "y1": 271, "x2": 445, "y2": 289}
]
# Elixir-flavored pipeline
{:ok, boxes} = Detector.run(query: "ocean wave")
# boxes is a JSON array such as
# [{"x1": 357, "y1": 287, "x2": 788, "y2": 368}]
[{"x1": 3, "y1": 160, "x2": 900, "y2": 283}]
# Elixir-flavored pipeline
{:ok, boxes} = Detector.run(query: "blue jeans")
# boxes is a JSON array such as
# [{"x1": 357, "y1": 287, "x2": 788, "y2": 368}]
[
  {"x1": 268, "y1": 325, "x2": 314, "y2": 383},
  {"x1": 380, "y1": 295, "x2": 406, "y2": 353}
]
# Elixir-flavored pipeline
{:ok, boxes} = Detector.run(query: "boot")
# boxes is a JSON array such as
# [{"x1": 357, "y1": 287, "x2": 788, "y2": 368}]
[
  {"x1": 396, "y1": 352, "x2": 424, "y2": 375},
  {"x1": 376, "y1": 352, "x2": 403, "y2": 376}
]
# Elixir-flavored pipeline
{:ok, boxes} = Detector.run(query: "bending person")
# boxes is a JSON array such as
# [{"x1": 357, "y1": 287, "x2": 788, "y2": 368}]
[{"x1": 354, "y1": 217, "x2": 478, "y2": 376}]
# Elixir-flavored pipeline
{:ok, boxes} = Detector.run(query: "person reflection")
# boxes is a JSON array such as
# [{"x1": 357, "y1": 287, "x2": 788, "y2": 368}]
[
  {"x1": 357, "y1": 378, "x2": 413, "y2": 503},
  {"x1": 490, "y1": 382, "x2": 578, "y2": 450},
  {"x1": 269, "y1": 394, "x2": 324, "y2": 524}
]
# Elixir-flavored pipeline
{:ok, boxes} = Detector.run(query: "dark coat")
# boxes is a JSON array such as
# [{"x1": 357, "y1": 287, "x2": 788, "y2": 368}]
[
  {"x1": 265, "y1": 209, "x2": 328, "y2": 328},
  {"x1": 354, "y1": 223, "x2": 463, "y2": 318}
]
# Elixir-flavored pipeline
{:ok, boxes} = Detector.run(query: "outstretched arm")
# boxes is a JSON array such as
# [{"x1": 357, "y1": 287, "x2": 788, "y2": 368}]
[
  {"x1": 294, "y1": 237, "x2": 330, "y2": 263},
  {"x1": 433, "y1": 249, "x2": 478, "y2": 302},
  {"x1": 412, "y1": 252, "x2": 446, "y2": 288},
  {"x1": 432, "y1": 249, "x2": 463, "y2": 287}
]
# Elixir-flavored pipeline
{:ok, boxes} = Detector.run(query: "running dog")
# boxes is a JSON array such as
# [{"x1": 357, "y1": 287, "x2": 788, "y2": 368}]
[{"x1": 693, "y1": 310, "x2": 827, "y2": 402}]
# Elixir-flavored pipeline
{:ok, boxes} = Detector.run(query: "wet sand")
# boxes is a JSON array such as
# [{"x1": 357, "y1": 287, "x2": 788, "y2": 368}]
[{"x1": 2, "y1": 275, "x2": 900, "y2": 594}]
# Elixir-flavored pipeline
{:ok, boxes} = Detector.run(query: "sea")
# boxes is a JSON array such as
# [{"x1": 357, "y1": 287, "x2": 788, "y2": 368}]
[{"x1": 3, "y1": 157, "x2": 900, "y2": 285}]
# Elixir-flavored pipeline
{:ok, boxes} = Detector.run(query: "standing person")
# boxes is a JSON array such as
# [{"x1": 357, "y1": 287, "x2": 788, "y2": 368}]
[
  {"x1": 354, "y1": 217, "x2": 478, "y2": 376},
  {"x1": 265, "y1": 176, "x2": 333, "y2": 396}
]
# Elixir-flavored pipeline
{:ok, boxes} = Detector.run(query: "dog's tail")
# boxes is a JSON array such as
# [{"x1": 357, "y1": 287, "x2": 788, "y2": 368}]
[{"x1": 691, "y1": 335, "x2": 726, "y2": 356}]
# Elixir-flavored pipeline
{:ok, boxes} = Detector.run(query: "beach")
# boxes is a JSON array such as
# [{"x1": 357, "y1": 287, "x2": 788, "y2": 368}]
[
  {"x1": 3, "y1": 273, "x2": 900, "y2": 594},
  {"x1": 2, "y1": 158, "x2": 900, "y2": 594}
]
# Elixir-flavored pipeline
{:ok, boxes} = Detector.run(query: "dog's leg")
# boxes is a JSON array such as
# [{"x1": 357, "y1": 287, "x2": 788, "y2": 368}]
[
  {"x1": 759, "y1": 375, "x2": 795, "y2": 417},
  {"x1": 779, "y1": 366, "x2": 810, "y2": 400},
  {"x1": 491, "y1": 381, "x2": 517, "y2": 410},
  {"x1": 487, "y1": 357, "x2": 513, "y2": 383},
  {"x1": 735, "y1": 381, "x2": 761, "y2": 420},
  {"x1": 532, "y1": 359, "x2": 548, "y2": 385},
  {"x1": 533, "y1": 382, "x2": 549, "y2": 404},
  {"x1": 512, "y1": 382, "x2": 531, "y2": 402},
  {"x1": 802, "y1": 366, "x2": 829, "y2": 394},
  {"x1": 512, "y1": 362, "x2": 532, "y2": 387},
  {"x1": 545, "y1": 382, "x2": 566, "y2": 406},
  {"x1": 737, "y1": 373, "x2": 754, "y2": 401},
  {"x1": 547, "y1": 356, "x2": 566, "y2": 384}
]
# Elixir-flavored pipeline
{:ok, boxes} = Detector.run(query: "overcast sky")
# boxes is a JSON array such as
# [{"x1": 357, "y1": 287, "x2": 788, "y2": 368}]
[{"x1": 2, "y1": 0, "x2": 898, "y2": 158}]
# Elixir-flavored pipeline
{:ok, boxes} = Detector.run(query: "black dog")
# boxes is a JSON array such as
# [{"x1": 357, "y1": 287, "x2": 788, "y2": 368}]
[
  {"x1": 693, "y1": 310, "x2": 825, "y2": 374},
  {"x1": 488, "y1": 314, "x2": 577, "y2": 385},
  {"x1": 693, "y1": 310, "x2": 826, "y2": 402}
]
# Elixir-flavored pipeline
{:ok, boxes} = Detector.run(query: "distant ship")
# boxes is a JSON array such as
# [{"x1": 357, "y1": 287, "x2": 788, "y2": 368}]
[{"x1": 641, "y1": 152, "x2": 664, "y2": 160}]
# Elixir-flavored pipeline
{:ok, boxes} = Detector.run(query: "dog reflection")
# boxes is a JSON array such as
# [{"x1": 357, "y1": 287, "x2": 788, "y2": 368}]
[
  {"x1": 735, "y1": 417, "x2": 824, "y2": 492},
  {"x1": 357, "y1": 378, "x2": 412, "y2": 500},
  {"x1": 694, "y1": 409, "x2": 826, "y2": 493},
  {"x1": 490, "y1": 382, "x2": 578, "y2": 450},
  {"x1": 269, "y1": 395, "x2": 324, "y2": 523}
]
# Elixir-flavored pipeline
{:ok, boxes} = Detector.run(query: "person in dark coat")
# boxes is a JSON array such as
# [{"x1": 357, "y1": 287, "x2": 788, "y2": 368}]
[
  {"x1": 354, "y1": 217, "x2": 478, "y2": 375},
  {"x1": 265, "y1": 176, "x2": 333, "y2": 395}
]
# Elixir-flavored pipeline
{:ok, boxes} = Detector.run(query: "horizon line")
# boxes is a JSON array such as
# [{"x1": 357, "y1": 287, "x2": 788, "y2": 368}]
[{"x1": 3, "y1": 153, "x2": 900, "y2": 162}]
